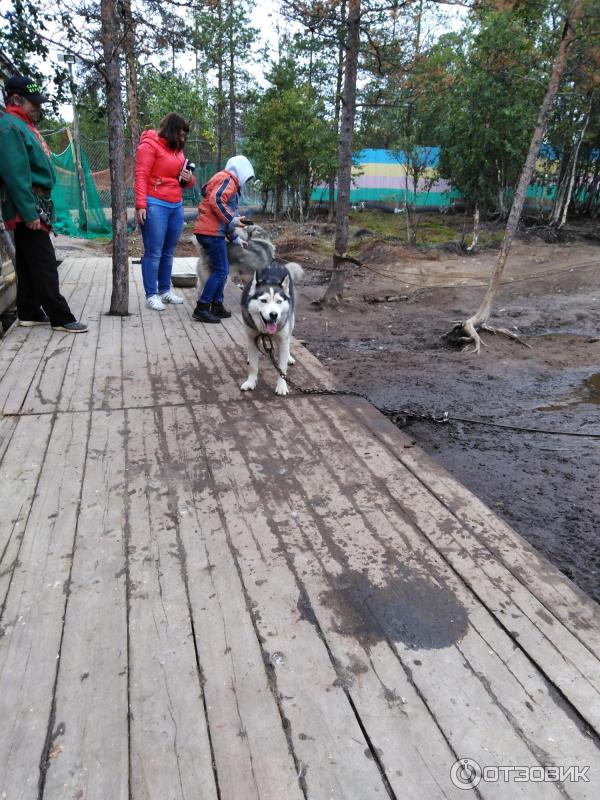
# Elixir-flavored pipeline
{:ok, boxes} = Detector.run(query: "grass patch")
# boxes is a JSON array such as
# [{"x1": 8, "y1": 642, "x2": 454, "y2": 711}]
[
  {"x1": 415, "y1": 220, "x2": 460, "y2": 243},
  {"x1": 348, "y1": 209, "x2": 407, "y2": 238},
  {"x1": 347, "y1": 210, "x2": 470, "y2": 246}
]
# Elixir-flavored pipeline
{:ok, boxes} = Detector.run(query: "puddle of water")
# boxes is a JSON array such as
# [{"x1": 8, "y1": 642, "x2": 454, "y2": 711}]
[
  {"x1": 319, "y1": 567, "x2": 468, "y2": 650},
  {"x1": 540, "y1": 373, "x2": 600, "y2": 411}
]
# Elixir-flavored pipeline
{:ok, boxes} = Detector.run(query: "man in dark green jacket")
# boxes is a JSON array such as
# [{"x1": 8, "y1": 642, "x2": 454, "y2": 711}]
[{"x1": 0, "y1": 76, "x2": 87, "y2": 332}]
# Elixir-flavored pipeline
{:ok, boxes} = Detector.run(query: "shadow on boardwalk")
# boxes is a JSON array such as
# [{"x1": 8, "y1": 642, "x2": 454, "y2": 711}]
[{"x1": 1, "y1": 257, "x2": 599, "y2": 799}]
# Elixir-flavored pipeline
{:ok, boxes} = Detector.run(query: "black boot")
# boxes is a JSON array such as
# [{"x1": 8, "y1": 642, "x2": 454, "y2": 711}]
[
  {"x1": 193, "y1": 302, "x2": 221, "y2": 323},
  {"x1": 211, "y1": 301, "x2": 232, "y2": 319}
]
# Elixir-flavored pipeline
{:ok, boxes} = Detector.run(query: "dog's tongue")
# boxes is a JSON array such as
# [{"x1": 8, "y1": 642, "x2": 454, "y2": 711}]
[{"x1": 266, "y1": 322, "x2": 278, "y2": 335}]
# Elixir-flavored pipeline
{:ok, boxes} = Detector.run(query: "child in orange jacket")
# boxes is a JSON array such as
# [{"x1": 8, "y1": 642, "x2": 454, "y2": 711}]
[{"x1": 192, "y1": 155, "x2": 254, "y2": 323}]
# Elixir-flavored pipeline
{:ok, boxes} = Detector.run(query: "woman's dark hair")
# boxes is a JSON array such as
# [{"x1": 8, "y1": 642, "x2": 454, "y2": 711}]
[{"x1": 158, "y1": 112, "x2": 190, "y2": 150}]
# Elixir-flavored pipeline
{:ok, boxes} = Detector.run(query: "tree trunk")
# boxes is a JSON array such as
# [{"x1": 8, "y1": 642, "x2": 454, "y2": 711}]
[
  {"x1": 459, "y1": 0, "x2": 584, "y2": 350},
  {"x1": 216, "y1": 0, "x2": 224, "y2": 170},
  {"x1": 227, "y1": 0, "x2": 236, "y2": 156},
  {"x1": 101, "y1": 0, "x2": 129, "y2": 316},
  {"x1": 558, "y1": 93, "x2": 593, "y2": 228},
  {"x1": 121, "y1": 0, "x2": 139, "y2": 151},
  {"x1": 584, "y1": 162, "x2": 600, "y2": 216},
  {"x1": 274, "y1": 182, "x2": 283, "y2": 220},
  {"x1": 322, "y1": 0, "x2": 361, "y2": 306},
  {"x1": 549, "y1": 140, "x2": 572, "y2": 225},
  {"x1": 328, "y1": 0, "x2": 347, "y2": 223},
  {"x1": 466, "y1": 204, "x2": 480, "y2": 252}
]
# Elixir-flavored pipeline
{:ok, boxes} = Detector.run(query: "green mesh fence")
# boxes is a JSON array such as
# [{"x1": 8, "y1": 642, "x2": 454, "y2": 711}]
[
  {"x1": 45, "y1": 130, "x2": 266, "y2": 238},
  {"x1": 51, "y1": 143, "x2": 112, "y2": 238}
]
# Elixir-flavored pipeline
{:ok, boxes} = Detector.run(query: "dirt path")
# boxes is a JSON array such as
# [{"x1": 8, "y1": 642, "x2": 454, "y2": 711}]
[{"x1": 289, "y1": 233, "x2": 600, "y2": 603}]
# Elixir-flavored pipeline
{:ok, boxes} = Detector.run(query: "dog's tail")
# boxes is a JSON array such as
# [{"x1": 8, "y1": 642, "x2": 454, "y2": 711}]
[
  {"x1": 285, "y1": 262, "x2": 304, "y2": 282},
  {"x1": 192, "y1": 237, "x2": 211, "y2": 284}
]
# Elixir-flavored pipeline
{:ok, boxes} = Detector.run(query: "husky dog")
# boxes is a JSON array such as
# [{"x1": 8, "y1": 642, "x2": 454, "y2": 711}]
[
  {"x1": 240, "y1": 263, "x2": 297, "y2": 396},
  {"x1": 196, "y1": 223, "x2": 303, "y2": 286}
]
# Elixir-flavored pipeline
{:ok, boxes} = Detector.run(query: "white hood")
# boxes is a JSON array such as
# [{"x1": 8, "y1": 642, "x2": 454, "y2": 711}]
[{"x1": 225, "y1": 155, "x2": 254, "y2": 189}]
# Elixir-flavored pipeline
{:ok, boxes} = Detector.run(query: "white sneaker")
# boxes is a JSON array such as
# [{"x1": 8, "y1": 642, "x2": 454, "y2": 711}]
[
  {"x1": 146, "y1": 294, "x2": 166, "y2": 311},
  {"x1": 160, "y1": 290, "x2": 184, "y2": 304}
]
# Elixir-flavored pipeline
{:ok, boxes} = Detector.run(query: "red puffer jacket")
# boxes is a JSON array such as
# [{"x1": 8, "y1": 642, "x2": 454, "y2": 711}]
[{"x1": 134, "y1": 130, "x2": 195, "y2": 209}]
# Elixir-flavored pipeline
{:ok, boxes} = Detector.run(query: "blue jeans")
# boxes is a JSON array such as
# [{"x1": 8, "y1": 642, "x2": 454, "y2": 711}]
[
  {"x1": 140, "y1": 202, "x2": 185, "y2": 297},
  {"x1": 196, "y1": 235, "x2": 229, "y2": 304}
]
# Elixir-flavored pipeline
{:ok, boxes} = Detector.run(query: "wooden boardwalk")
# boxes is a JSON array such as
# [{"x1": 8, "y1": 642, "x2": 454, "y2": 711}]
[{"x1": 1, "y1": 257, "x2": 599, "y2": 800}]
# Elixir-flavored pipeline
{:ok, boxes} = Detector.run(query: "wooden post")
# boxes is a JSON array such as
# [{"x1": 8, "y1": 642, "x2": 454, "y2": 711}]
[
  {"x1": 66, "y1": 61, "x2": 89, "y2": 232},
  {"x1": 101, "y1": 0, "x2": 129, "y2": 315}
]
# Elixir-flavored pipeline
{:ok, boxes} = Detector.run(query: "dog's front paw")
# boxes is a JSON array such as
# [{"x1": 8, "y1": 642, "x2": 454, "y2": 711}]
[
  {"x1": 275, "y1": 378, "x2": 289, "y2": 396},
  {"x1": 240, "y1": 377, "x2": 257, "y2": 391},
  {"x1": 287, "y1": 354, "x2": 296, "y2": 366}
]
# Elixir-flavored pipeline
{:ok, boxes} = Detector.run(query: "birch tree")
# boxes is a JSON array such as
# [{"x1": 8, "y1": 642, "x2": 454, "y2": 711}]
[{"x1": 449, "y1": 0, "x2": 586, "y2": 353}]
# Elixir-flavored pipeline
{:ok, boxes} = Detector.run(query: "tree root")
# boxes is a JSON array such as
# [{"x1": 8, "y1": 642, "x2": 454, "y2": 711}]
[{"x1": 443, "y1": 319, "x2": 532, "y2": 354}]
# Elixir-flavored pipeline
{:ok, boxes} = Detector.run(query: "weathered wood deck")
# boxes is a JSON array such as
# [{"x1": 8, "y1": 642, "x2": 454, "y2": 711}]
[{"x1": 1, "y1": 257, "x2": 599, "y2": 800}]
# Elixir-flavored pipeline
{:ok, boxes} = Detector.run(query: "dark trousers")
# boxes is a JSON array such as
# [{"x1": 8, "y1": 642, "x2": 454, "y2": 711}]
[
  {"x1": 14, "y1": 225, "x2": 76, "y2": 326},
  {"x1": 196, "y1": 234, "x2": 229, "y2": 304}
]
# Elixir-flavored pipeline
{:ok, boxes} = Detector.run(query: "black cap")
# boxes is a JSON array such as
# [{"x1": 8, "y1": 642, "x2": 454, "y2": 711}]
[{"x1": 4, "y1": 75, "x2": 49, "y2": 104}]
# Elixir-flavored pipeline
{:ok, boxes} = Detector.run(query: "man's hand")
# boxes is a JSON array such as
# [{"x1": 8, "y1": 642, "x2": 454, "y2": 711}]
[
  {"x1": 25, "y1": 219, "x2": 42, "y2": 230},
  {"x1": 136, "y1": 208, "x2": 146, "y2": 225}
]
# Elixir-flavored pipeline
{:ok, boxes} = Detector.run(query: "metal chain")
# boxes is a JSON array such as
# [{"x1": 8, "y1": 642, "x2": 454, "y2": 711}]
[
  {"x1": 256, "y1": 335, "x2": 600, "y2": 439},
  {"x1": 256, "y1": 334, "x2": 450, "y2": 422}
]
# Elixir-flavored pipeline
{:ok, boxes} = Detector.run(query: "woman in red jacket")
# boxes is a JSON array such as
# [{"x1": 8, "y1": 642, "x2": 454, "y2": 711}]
[{"x1": 134, "y1": 113, "x2": 195, "y2": 310}]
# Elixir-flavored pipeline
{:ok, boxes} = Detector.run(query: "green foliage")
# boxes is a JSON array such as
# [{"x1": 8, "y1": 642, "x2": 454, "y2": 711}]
[
  {"x1": 136, "y1": 67, "x2": 215, "y2": 147},
  {"x1": 191, "y1": 0, "x2": 258, "y2": 156},
  {"x1": 430, "y1": 12, "x2": 548, "y2": 214},
  {"x1": 243, "y1": 58, "x2": 337, "y2": 216}
]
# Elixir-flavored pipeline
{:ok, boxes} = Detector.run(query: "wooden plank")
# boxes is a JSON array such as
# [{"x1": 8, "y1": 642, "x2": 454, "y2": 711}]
[
  {"x1": 91, "y1": 271, "x2": 124, "y2": 410},
  {"x1": 0, "y1": 413, "x2": 17, "y2": 463},
  {"x1": 190, "y1": 400, "x2": 468, "y2": 799},
  {"x1": 157, "y1": 292, "x2": 222, "y2": 405},
  {"x1": 0, "y1": 258, "x2": 83, "y2": 415},
  {"x1": 169, "y1": 294, "x2": 245, "y2": 404},
  {"x1": 0, "y1": 411, "x2": 88, "y2": 800},
  {"x1": 121, "y1": 262, "x2": 154, "y2": 408},
  {"x1": 0, "y1": 326, "x2": 54, "y2": 415},
  {"x1": 21, "y1": 259, "x2": 98, "y2": 415},
  {"x1": 243, "y1": 398, "x2": 596, "y2": 797},
  {"x1": 43, "y1": 409, "x2": 128, "y2": 800},
  {"x1": 344, "y1": 401, "x2": 600, "y2": 709},
  {"x1": 158, "y1": 403, "x2": 309, "y2": 800},
  {"x1": 59, "y1": 258, "x2": 108, "y2": 412},
  {"x1": 0, "y1": 326, "x2": 31, "y2": 385},
  {"x1": 136, "y1": 277, "x2": 183, "y2": 408},
  {"x1": 0, "y1": 414, "x2": 52, "y2": 609},
  {"x1": 124, "y1": 406, "x2": 218, "y2": 800}
]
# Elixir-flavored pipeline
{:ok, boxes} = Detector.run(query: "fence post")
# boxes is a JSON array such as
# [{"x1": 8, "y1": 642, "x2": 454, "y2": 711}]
[{"x1": 67, "y1": 127, "x2": 89, "y2": 232}]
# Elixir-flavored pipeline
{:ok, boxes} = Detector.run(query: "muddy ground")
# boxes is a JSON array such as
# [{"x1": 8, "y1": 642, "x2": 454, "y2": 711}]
[{"x1": 269, "y1": 216, "x2": 600, "y2": 604}]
